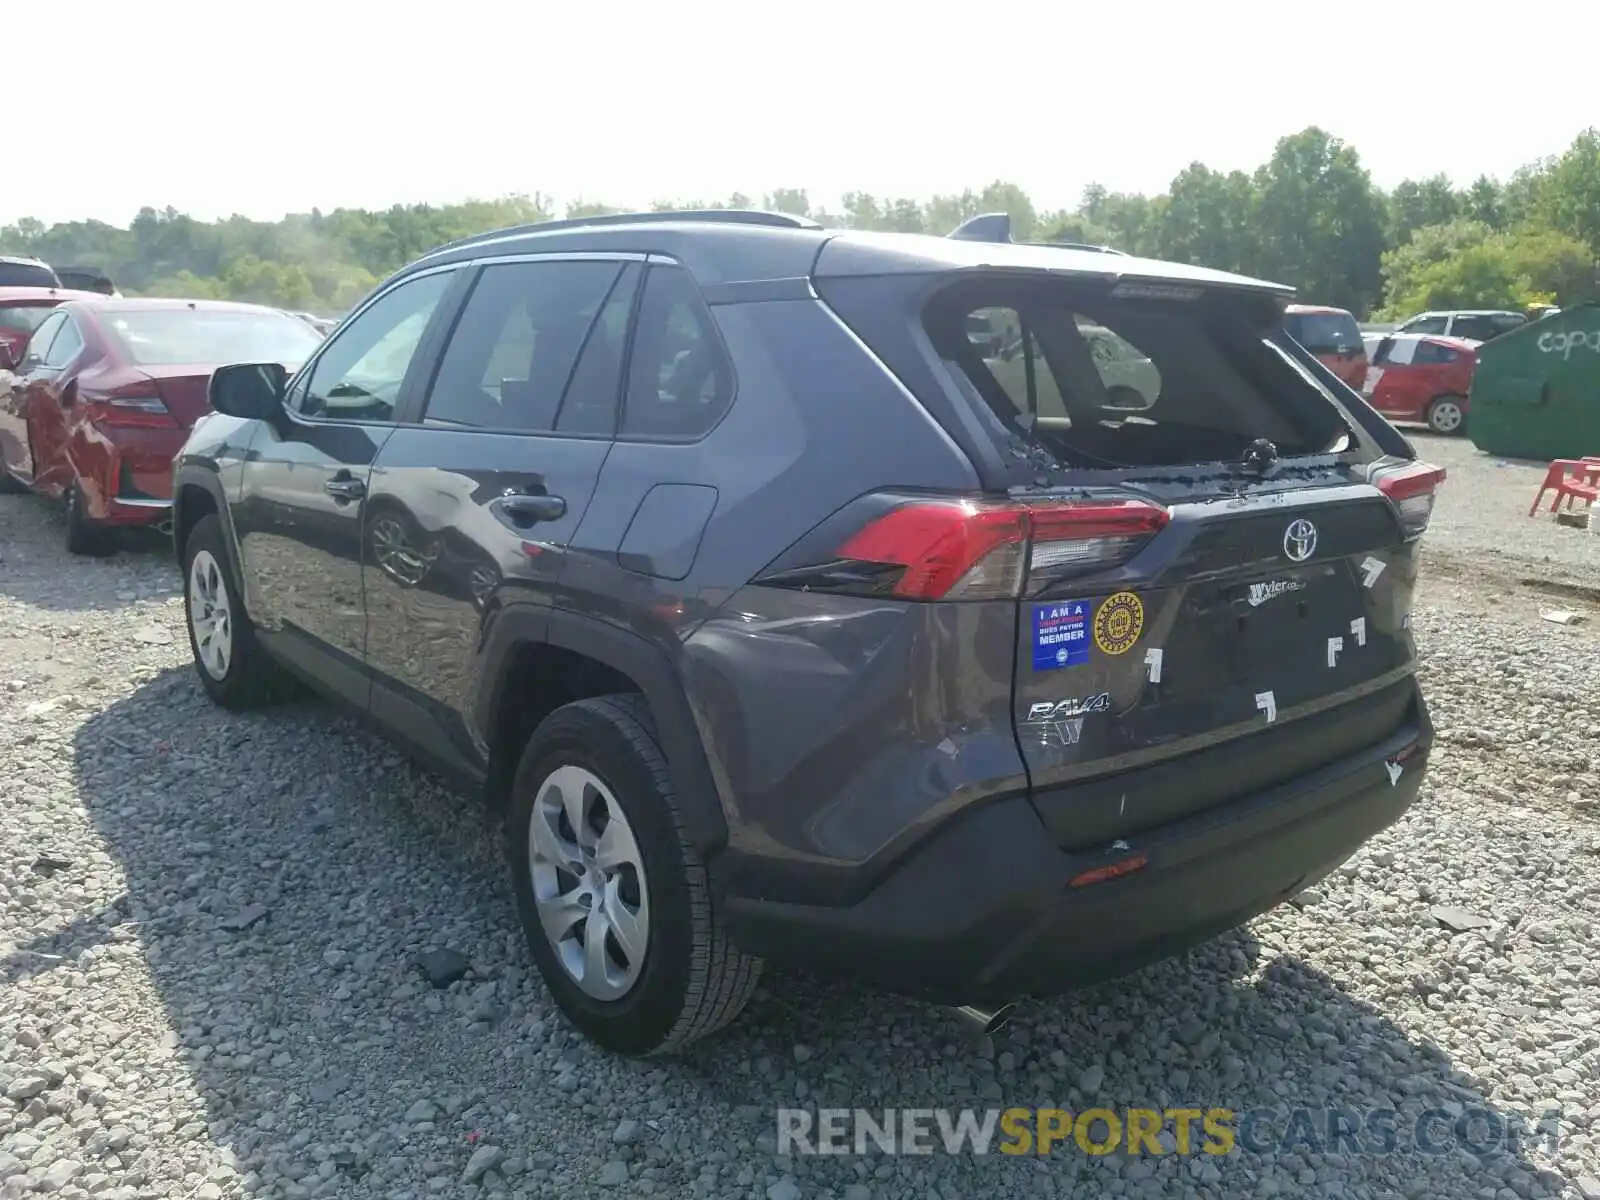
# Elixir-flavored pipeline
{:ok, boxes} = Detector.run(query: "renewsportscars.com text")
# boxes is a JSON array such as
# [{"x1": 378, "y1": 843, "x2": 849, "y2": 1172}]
[{"x1": 776, "y1": 1106, "x2": 1563, "y2": 1158}]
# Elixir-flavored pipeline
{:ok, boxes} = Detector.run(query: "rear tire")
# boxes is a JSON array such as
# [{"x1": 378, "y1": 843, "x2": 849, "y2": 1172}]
[
  {"x1": 506, "y1": 694, "x2": 761, "y2": 1056},
  {"x1": 181, "y1": 514, "x2": 291, "y2": 709},
  {"x1": 64, "y1": 482, "x2": 116, "y2": 556},
  {"x1": 1425, "y1": 395, "x2": 1466, "y2": 436}
]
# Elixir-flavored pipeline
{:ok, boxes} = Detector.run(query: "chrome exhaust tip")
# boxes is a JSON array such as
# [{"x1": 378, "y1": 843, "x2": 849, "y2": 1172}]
[{"x1": 947, "y1": 1003, "x2": 1016, "y2": 1035}]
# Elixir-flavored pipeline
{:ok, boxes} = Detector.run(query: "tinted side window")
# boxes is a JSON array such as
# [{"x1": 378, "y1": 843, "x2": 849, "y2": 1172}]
[
  {"x1": 423, "y1": 259, "x2": 630, "y2": 433},
  {"x1": 297, "y1": 271, "x2": 453, "y2": 422},
  {"x1": 23, "y1": 311, "x2": 65, "y2": 367},
  {"x1": 1403, "y1": 316, "x2": 1449, "y2": 335},
  {"x1": 620, "y1": 265, "x2": 734, "y2": 440},
  {"x1": 42, "y1": 315, "x2": 84, "y2": 369},
  {"x1": 1414, "y1": 341, "x2": 1459, "y2": 365}
]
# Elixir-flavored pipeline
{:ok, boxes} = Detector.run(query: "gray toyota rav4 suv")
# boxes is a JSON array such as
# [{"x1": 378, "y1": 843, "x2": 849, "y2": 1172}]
[{"x1": 171, "y1": 210, "x2": 1441, "y2": 1056}]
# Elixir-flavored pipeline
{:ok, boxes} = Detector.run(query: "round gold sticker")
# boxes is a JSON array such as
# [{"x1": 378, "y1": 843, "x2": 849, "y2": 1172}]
[{"x1": 1093, "y1": 591, "x2": 1145, "y2": 656}]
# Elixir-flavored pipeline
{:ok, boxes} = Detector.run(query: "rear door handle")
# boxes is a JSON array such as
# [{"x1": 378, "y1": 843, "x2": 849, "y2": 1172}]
[
  {"x1": 324, "y1": 477, "x2": 366, "y2": 501},
  {"x1": 492, "y1": 493, "x2": 566, "y2": 525}
]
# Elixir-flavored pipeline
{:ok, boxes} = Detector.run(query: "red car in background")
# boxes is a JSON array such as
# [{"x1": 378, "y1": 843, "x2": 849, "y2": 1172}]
[
  {"x1": 0, "y1": 297, "x2": 322, "y2": 553},
  {"x1": 0, "y1": 286, "x2": 106, "y2": 368},
  {"x1": 1361, "y1": 332, "x2": 1477, "y2": 435},
  {"x1": 1284, "y1": 304, "x2": 1368, "y2": 390}
]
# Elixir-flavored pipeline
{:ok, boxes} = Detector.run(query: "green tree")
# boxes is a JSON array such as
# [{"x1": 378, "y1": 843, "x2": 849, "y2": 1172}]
[
  {"x1": 1156, "y1": 163, "x2": 1258, "y2": 272},
  {"x1": 1254, "y1": 127, "x2": 1387, "y2": 313},
  {"x1": 1530, "y1": 128, "x2": 1600, "y2": 255},
  {"x1": 1386, "y1": 174, "x2": 1460, "y2": 247}
]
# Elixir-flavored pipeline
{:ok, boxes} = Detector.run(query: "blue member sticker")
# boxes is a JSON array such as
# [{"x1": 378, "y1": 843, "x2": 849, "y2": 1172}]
[{"x1": 1032, "y1": 601, "x2": 1090, "y2": 671}]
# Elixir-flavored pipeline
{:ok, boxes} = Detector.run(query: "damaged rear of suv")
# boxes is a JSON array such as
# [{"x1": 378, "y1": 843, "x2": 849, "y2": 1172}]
[
  {"x1": 177, "y1": 209, "x2": 1439, "y2": 1057},
  {"x1": 694, "y1": 217, "x2": 1438, "y2": 1030}
]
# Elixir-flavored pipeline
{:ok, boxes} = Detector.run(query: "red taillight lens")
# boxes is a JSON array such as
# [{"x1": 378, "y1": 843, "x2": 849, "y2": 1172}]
[
  {"x1": 826, "y1": 496, "x2": 1169, "y2": 601},
  {"x1": 87, "y1": 388, "x2": 177, "y2": 429},
  {"x1": 1374, "y1": 461, "x2": 1445, "y2": 538}
]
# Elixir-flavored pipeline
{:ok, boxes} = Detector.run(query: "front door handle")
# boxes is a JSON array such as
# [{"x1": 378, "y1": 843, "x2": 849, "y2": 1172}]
[
  {"x1": 324, "y1": 476, "x2": 366, "y2": 501},
  {"x1": 491, "y1": 493, "x2": 566, "y2": 525}
]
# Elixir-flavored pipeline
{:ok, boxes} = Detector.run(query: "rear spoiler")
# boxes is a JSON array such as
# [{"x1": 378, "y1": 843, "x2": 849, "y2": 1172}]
[{"x1": 948, "y1": 212, "x2": 1129, "y2": 256}]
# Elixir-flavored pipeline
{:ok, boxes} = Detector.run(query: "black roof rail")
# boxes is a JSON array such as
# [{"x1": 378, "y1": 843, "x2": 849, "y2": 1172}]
[
  {"x1": 946, "y1": 212, "x2": 1128, "y2": 256},
  {"x1": 430, "y1": 208, "x2": 824, "y2": 256}
]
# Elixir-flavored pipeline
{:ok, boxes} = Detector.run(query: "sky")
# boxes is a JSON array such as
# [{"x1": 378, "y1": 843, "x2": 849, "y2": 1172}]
[{"x1": 10, "y1": 0, "x2": 1600, "y2": 228}]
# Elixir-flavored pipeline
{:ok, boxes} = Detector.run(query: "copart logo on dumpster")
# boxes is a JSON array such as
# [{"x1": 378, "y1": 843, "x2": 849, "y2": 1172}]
[{"x1": 1536, "y1": 328, "x2": 1600, "y2": 359}]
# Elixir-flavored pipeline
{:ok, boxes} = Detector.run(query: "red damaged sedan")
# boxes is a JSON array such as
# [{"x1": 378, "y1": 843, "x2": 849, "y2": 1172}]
[{"x1": 0, "y1": 297, "x2": 321, "y2": 553}]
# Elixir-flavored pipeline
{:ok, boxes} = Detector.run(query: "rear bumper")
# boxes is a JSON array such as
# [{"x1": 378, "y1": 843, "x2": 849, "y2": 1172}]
[{"x1": 721, "y1": 689, "x2": 1430, "y2": 1002}]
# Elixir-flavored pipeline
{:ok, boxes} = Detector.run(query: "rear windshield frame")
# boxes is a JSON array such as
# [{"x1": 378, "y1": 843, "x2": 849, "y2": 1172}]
[
  {"x1": 0, "y1": 304, "x2": 60, "y2": 334},
  {"x1": 99, "y1": 306, "x2": 324, "y2": 367},
  {"x1": 921, "y1": 273, "x2": 1358, "y2": 475}
]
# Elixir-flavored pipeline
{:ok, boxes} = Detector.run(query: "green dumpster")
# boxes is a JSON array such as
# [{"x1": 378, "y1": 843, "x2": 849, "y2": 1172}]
[{"x1": 1468, "y1": 301, "x2": 1600, "y2": 460}]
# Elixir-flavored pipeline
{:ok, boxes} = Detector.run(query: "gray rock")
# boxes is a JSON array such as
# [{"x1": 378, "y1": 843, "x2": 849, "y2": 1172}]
[
  {"x1": 1078, "y1": 1063, "x2": 1105, "y2": 1094},
  {"x1": 596, "y1": 1160, "x2": 629, "y2": 1187},
  {"x1": 219, "y1": 905, "x2": 270, "y2": 932},
  {"x1": 766, "y1": 1179, "x2": 802, "y2": 1200},
  {"x1": 462, "y1": 1145, "x2": 504, "y2": 1183},
  {"x1": 4, "y1": 1074, "x2": 50, "y2": 1102},
  {"x1": 611, "y1": 1118, "x2": 640, "y2": 1145},
  {"x1": 1574, "y1": 1176, "x2": 1600, "y2": 1200},
  {"x1": 403, "y1": 1100, "x2": 438, "y2": 1123},
  {"x1": 1430, "y1": 905, "x2": 1493, "y2": 932},
  {"x1": 415, "y1": 949, "x2": 471, "y2": 989}
]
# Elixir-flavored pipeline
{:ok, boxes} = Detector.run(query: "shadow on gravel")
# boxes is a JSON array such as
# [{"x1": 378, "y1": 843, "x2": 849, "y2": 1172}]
[
  {"x1": 44, "y1": 666, "x2": 1558, "y2": 1198},
  {"x1": 0, "y1": 495, "x2": 173, "y2": 612}
]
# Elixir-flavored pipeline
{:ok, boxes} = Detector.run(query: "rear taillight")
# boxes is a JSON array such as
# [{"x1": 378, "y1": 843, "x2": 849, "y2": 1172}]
[
  {"x1": 1374, "y1": 460, "x2": 1446, "y2": 538},
  {"x1": 88, "y1": 385, "x2": 177, "y2": 429},
  {"x1": 759, "y1": 495, "x2": 1169, "y2": 602}
]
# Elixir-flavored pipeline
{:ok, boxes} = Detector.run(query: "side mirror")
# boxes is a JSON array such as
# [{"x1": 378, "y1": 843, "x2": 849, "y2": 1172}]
[{"x1": 210, "y1": 362, "x2": 288, "y2": 420}]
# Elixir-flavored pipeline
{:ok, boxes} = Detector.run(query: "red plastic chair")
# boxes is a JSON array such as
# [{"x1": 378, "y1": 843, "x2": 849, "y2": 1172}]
[{"x1": 1530, "y1": 459, "x2": 1600, "y2": 516}]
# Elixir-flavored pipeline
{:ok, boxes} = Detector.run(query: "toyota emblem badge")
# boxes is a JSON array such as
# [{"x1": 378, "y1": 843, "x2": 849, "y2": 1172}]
[{"x1": 1283, "y1": 518, "x2": 1318, "y2": 562}]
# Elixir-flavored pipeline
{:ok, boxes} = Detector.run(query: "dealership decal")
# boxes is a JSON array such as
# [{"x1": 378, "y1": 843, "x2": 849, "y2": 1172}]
[
  {"x1": 1093, "y1": 592, "x2": 1145, "y2": 656},
  {"x1": 1247, "y1": 578, "x2": 1304, "y2": 607},
  {"x1": 1360, "y1": 556, "x2": 1385, "y2": 589},
  {"x1": 1349, "y1": 616, "x2": 1367, "y2": 647},
  {"x1": 1255, "y1": 690, "x2": 1277, "y2": 723},
  {"x1": 1385, "y1": 760, "x2": 1403, "y2": 787},
  {"x1": 1144, "y1": 647, "x2": 1164, "y2": 683},
  {"x1": 1032, "y1": 601, "x2": 1090, "y2": 671},
  {"x1": 1326, "y1": 636, "x2": 1343, "y2": 668}
]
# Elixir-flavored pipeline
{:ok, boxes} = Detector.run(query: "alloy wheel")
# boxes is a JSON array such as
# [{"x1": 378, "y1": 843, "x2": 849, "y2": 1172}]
[
  {"x1": 188, "y1": 549, "x2": 233, "y2": 681},
  {"x1": 1430, "y1": 400, "x2": 1464, "y2": 434},
  {"x1": 369, "y1": 516, "x2": 437, "y2": 586},
  {"x1": 526, "y1": 765, "x2": 650, "y2": 1001}
]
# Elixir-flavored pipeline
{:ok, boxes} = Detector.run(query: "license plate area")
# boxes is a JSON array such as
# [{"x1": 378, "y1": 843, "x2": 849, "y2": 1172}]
[{"x1": 1189, "y1": 565, "x2": 1341, "y2": 684}]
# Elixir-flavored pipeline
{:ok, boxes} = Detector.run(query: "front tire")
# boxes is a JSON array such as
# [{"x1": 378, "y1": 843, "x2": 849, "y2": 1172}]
[
  {"x1": 1426, "y1": 395, "x2": 1467, "y2": 436},
  {"x1": 182, "y1": 515, "x2": 290, "y2": 709},
  {"x1": 506, "y1": 695, "x2": 761, "y2": 1056},
  {"x1": 64, "y1": 482, "x2": 116, "y2": 556}
]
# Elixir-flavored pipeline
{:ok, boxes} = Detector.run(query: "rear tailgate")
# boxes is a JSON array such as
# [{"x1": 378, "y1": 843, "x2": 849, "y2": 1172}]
[{"x1": 1015, "y1": 472, "x2": 1427, "y2": 849}]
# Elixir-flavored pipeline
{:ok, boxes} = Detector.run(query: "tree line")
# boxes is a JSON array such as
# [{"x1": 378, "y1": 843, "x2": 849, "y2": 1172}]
[{"x1": 3, "y1": 127, "x2": 1597, "y2": 320}]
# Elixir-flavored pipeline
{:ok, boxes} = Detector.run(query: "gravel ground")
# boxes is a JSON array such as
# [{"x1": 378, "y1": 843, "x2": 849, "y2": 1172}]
[{"x1": 2, "y1": 431, "x2": 1598, "y2": 1200}]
